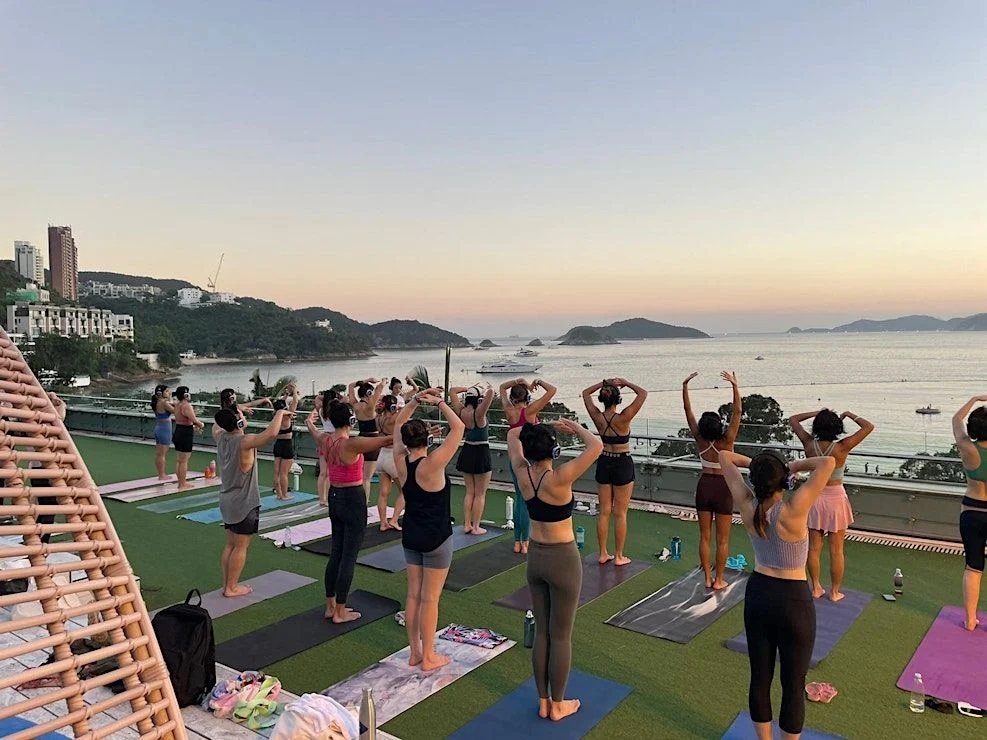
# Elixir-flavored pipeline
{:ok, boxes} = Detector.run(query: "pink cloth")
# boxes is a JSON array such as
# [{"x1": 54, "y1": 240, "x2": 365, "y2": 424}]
[{"x1": 807, "y1": 483, "x2": 854, "y2": 534}]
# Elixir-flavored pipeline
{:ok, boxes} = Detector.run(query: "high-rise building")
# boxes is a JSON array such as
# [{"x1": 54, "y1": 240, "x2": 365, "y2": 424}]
[
  {"x1": 14, "y1": 241, "x2": 45, "y2": 284},
  {"x1": 48, "y1": 225, "x2": 79, "y2": 301}
]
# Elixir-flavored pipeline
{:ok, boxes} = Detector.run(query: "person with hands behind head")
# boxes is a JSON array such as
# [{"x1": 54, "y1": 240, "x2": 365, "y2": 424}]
[
  {"x1": 172, "y1": 386, "x2": 205, "y2": 491},
  {"x1": 313, "y1": 390, "x2": 339, "y2": 506},
  {"x1": 508, "y1": 417, "x2": 602, "y2": 722},
  {"x1": 500, "y1": 376, "x2": 557, "y2": 554},
  {"x1": 305, "y1": 399, "x2": 394, "y2": 623},
  {"x1": 952, "y1": 394, "x2": 987, "y2": 631},
  {"x1": 789, "y1": 408, "x2": 874, "y2": 601},
  {"x1": 449, "y1": 383, "x2": 495, "y2": 534},
  {"x1": 682, "y1": 371, "x2": 742, "y2": 589},
  {"x1": 392, "y1": 388, "x2": 465, "y2": 671},
  {"x1": 582, "y1": 377, "x2": 648, "y2": 565},
  {"x1": 349, "y1": 377, "x2": 385, "y2": 498},
  {"x1": 720, "y1": 449, "x2": 835, "y2": 740},
  {"x1": 220, "y1": 388, "x2": 272, "y2": 426},
  {"x1": 213, "y1": 403, "x2": 295, "y2": 597},
  {"x1": 272, "y1": 383, "x2": 301, "y2": 501}
]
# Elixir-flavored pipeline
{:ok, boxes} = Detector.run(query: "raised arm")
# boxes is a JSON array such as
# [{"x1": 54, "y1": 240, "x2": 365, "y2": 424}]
[
  {"x1": 788, "y1": 410, "x2": 819, "y2": 447},
  {"x1": 286, "y1": 385, "x2": 300, "y2": 414},
  {"x1": 719, "y1": 450, "x2": 755, "y2": 511},
  {"x1": 785, "y1": 456, "x2": 838, "y2": 519},
  {"x1": 722, "y1": 372, "x2": 742, "y2": 442},
  {"x1": 305, "y1": 409, "x2": 328, "y2": 447},
  {"x1": 48, "y1": 392, "x2": 67, "y2": 422},
  {"x1": 499, "y1": 378, "x2": 522, "y2": 409},
  {"x1": 506, "y1": 426, "x2": 527, "y2": 477},
  {"x1": 616, "y1": 378, "x2": 648, "y2": 419},
  {"x1": 347, "y1": 381, "x2": 359, "y2": 405},
  {"x1": 478, "y1": 386, "x2": 495, "y2": 416},
  {"x1": 838, "y1": 411, "x2": 874, "y2": 451},
  {"x1": 682, "y1": 373, "x2": 699, "y2": 436},
  {"x1": 953, "y1": 395, "x2": 987, "y2": 466},
  {"x1": 242, "y1": 397, "x2": 272, "y2": 410},
  {"x1": 527, "y1": 379, "x2": 557, "y2": 417},
  {"x1": 242, "y1": 409, "x2": 289, "y2": 450},
  {"x1": 370, "y1": 378, "x2": 386, "y2": 406},
  {"x1": 422, "y1": 392, "x2": 466, "y2": 472},
  {"x1": 581, "y1": 382, "x2": 606, "y2": 426},
  {"x1": 553, "y1": 418, "x2": 604, "y2": 484}
]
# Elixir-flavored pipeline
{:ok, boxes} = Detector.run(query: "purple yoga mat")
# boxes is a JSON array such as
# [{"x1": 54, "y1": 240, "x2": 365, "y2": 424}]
[
  {"x1": 99, "y1": 472, "x2": 203, "y2": 495},
  {"x1": 896, "y1": 605, "x2": 987, "y2": 707}
]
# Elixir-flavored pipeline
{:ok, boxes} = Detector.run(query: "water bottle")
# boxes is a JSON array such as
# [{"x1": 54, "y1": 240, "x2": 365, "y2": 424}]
[
  {"x1": 284, "y1": 526, "x2": 293, "y2": 549},
  {"x1": 575, "y1": 526, "x2": 585, "y2": 550},
  {"x1": 909, "y1": 673, "x2": 925, "y2": 713},
  {"x1": 894, "y1": 568, "x2": 904, "y2": 595},
  {"x1": 505, "y1": 496, "x2": 515, "y2": 529},
  {"x1": 360, "y1": 687, "x2": 377, "y2": 738},
  {"x1": 523, "y1": 610, "x2": 535, "y2": 648},
  {"x1": 671, "y1": 536, "x2": 682, "y2": 560},
  {"x1": 292, "y1": 472, "x2": 300, "y2": 491},
  {"x1": 589, "y1": 500, "x2": 597, "y2": 516}
]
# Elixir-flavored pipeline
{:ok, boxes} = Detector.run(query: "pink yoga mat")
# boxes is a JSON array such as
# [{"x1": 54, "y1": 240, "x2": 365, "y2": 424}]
[
  {"x1": 896, "y1": 605, "x2": 987, "y2": 707},
  {"x1": 99, "y1": 472, "x2": 203, "y2": 495}
]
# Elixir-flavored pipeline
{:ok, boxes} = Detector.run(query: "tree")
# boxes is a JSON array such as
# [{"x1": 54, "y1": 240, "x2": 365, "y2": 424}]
[
  {"x1": 719, "y1": 394, "x2": 792, "y2": 444},
  {"x1": 29, "y1": 334, "x2": 99, "y2": 378},
  {"x1": 899, "y1": 444, "x2": 964, "y2": 483},
  {"x1": 652, "y1": 428, "x2": 694, "y2": 457},
  {"x1": 152, "y1": 339, "x2": 181, "y2": 369}
]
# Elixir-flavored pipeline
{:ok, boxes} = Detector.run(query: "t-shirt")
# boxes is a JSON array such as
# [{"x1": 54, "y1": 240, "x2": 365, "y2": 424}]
[{"x1": 217, "y1": 433, "x2": 260, "y2": 525}]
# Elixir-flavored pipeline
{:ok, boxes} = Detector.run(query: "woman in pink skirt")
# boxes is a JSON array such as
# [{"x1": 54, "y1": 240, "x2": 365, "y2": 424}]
[{"x1": 789, "y1": 408, "x2": 874, "y2": 601}]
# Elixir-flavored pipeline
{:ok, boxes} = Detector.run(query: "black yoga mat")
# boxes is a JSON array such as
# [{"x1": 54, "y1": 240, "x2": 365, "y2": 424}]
[
  {"x1": 214, "y1": 590, "x2": 400, "y2": 669},
  {"x1": 300, "y1": 525, "x2": 403, "y2": 556},
  {"x1": 444, "y1": 539, "x2": 525, "y2": 592},
  {"x1": 494, "y1": 553, "x2": 650, "y2": 612}
]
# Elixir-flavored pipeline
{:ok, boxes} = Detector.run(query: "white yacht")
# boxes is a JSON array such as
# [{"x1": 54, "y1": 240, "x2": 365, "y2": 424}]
[
  {"x1": 477, "y1": 359, "x2": 541, "y2": 374},
  {"x1": 515, "y1": 348, "x2": 539, "y2": 358}
]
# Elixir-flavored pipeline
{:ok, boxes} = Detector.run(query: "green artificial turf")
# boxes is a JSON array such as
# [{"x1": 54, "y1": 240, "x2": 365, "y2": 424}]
[{"x1": 75, "y1": 434, "x2": 979, "y2": 739}]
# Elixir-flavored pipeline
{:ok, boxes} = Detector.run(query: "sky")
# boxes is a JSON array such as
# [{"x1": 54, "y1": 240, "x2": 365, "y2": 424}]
[{"x1": 1, "y1": 2, "x2": 984, "y2": 336}]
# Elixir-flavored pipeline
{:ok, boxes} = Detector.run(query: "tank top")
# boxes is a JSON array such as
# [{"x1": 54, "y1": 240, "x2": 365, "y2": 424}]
[
  {"x1": 401, "y1": 457, "x2": 452, "y2": 552},
  {"x1": 217, "y1": 434, "x2": 260, "y2": 524},
  {"x1": 510, "y1": 407, "x2": 535, "y2": 430},
  {"x1": 523, "y1": 468, "x2": 574, "y2": 522},
  {"x1": 321, "y1": 415, "x2": 335, "y2": 434},
  {"x1": 323, "y1": 436, "x2": 363, "y2": 486},
  {"x1": 463, "y1": 407, "x2": 489, "y2": 444},
  {"x1": 749, "y1": 501, "x2": 809, "y2": 571},
  {"x1": 965, "y1": 445, "x2": 987, "y2": 483}
]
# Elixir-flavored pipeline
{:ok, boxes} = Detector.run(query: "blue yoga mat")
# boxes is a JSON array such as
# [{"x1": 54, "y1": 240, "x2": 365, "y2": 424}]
[
  {"x1": 178, "y1": 492, "x2": 315, "y2": 524},
  {"x1": 0, "y1": 716, "x2": 67, "y2": 739},
  {"x1": 722, "y1": 712, "x2": 844, "y2": 739},
  {"x1": 448, "y1": 670, "x2": 631, "y2": 740}
]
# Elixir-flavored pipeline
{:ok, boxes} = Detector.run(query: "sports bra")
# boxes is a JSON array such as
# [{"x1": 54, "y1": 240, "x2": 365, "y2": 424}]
[
  {"x1": 965, "y1": 445, "x2": 987, "y2": 483},
  {"x1": 813, "y1": 440, "x2": 845, "y2": 481},
  {"x1": 699, "y1": 442, "x2": 721, "y2": 469},
  {"x1": 599, "y1": 412, "x2": 630, "y2": 445},
  {"x1": 323, "y1": 436, "x2": 364, "y2": 486},
  {"x1": 510, "y1": 407, "x2": 537, "y2": 430},
  {"x1": 749, "y1": 501, "x2": 809, "y2": 571},
  {"x1": 463, "y1": 408, "x2": 489, "y2": 444},
  {"x1": 357, "y1": 418, "x2": 378, "y2": 435},
  {"x1": 523, "y1": 468, "x2": 574, "y2": 522},
  {"x1": 154, "y1": 408, "x2": 171, "y2": 420}
]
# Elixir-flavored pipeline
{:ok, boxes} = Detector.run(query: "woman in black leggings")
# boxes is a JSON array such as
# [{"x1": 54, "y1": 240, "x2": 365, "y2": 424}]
[
  {"x1": 507, "y1": 419, "x2": 602, "y2": 722},
  {"x1": 720, "y1": 450, "x2": 835, "y2": 740},
  {"x1": 952, "y1": 395, "x2": 987, "y2": 631}
]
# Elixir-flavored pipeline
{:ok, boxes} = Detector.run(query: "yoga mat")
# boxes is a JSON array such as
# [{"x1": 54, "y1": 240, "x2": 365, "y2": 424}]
[
  {"x1": 258, "y1": 499, "x2": 325, "y2": 530},
  {"x1": 99, "y1": 472, "x2": 203, "y2": 496},
  {"x1": 725, "y1": 588, "x2": 872, "y2": 667},
  {"x1": 357, "y1": 527, "x2": 504, "y2": 573},
  {"x1": 324, "y1": 629, "x2": 515, "y2": 725},
  {"x1": 495, "y1": 553, "x2": 650, "y2": 612},
  {"x1": 448, "y1": 670, "x2": 631, "y2": 740},
  {"x1": 896, "y1": 604, "x2": 987, "y2": 707},
  {"x1": 445, "y1": 538, "x2": 524, "y2": 592},
  {"x1": 606, "y1": 567, "x2": 749, "y2": 644},
  {"x1": 301, "y1": 525, "x2": 403, "y2": 556},
  {"x1": 138, "y1": 487, "x2": 225, "y2": 513},
  {"x1": 261, "y1": 506, "x2": 392, "y2": 545},
  {"x1": 151, "y1": 570, "x2": 315, "y2": 619},
  {"x1": 722, "y1": 712, "x2": 844, "y2": 739},
  {"x1": 105, "y1": 476, "x2": 217, "y2": 503},
  {"x1": 0, "y1": 717, "x2": 68, "y2": 739},
  {"x1": 215, "y1": 590, "x2": 400, "y2": 669},
  {"x1": 178, "y1": 492, "x2": 316, "y2": 524}
]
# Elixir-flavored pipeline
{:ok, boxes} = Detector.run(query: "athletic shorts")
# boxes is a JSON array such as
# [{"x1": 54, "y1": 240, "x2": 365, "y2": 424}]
[
  {"x1": 695, "y1": 473, "x2": 733, "y2": 516},
  {"x1": 595, "y1": 452, "x2": 635, "y2": 486},
  {"x1": 960, "y1": 509, "x2": 987, "y2": 572},
  {"x1": 456, "y1": 443, "x2": 492, "y2": 474},
  {"x1": 224, "y1": 506, "x2": 260, "y2": 535},
  {"x1": 404, "y1": 535, "x2": 453, "y2": 569},
  {"x1": 273, "y1": 438, "x2": 295, "y2": 460},
  {"x1": 172, "y1": 424, "x2": 194, "y2": 454}
]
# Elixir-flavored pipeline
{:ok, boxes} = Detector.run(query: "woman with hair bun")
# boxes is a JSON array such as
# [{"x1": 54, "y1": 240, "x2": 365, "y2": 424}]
[
  {"x1": 450, "y1": 384, "x2": 495, "y2": 534},
  {"x1": 314, "y1": 389, "x2": 340, "y2": 506},
  {"x1": 789, "y1": 407, "x2": 874, "y2": 601},
  {"x1": 720, "y1": 449, "x2": 835, "y2": 740},
  {"x1": 952, "y1": 395, "x2": 987, "y2": 631},
  {"x1": 150, "y1": 385, "x2": 174, "y2": 480},
  {"x1": 219, "y1": 388, "x2": 272, "y2": 426},
  {"x1": 682, "y1": 371, "x2": 742, "y2": 589},
  {"x1": 374, "y1": 394, "x2": 405, "y2": 530},
  {"x1": 172, "y1": 386, "x2": 205, "y2": 491},
  {"x1": 349, "y1": 378, "x2": 385, "y2": 498}
]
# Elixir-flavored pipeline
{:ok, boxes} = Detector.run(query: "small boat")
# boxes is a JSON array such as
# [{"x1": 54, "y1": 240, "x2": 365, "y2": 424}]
[
  {"x1": 915, "y1": 405, "x2": 941, "y2": 415},
  {"x1": 472, "y1": 346, "x2": 489, "y2": 351},
  {"x1": 39, "y1": 371, "x2": 91, "y2": 389},
  {"x1": 754, "y1": 356, "x2": 764, "y2": 360},
  {"x1": 515, "y1": 348, "x2": 539, "y2": 358},
  {"x1": 583, "y1": 362, "x2": 592, "y2": 367},
  {"x1": 477, "y1": 360, "x2": 541, "y2": 374}
]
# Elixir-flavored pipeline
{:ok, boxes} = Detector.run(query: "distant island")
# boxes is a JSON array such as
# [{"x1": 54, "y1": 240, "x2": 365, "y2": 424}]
[
  {"x1": 557, "y1": 317, "x2": 709, "y2": 345},
  {"x1": 527, "y1": 338, "x2": 544, "y2": 347},
  {"x1": 478, "y1": 339, "x2": 498, "y2": 348},
  {"x1": 788, "y1": 313, "x2": 987, "y2": 333}
]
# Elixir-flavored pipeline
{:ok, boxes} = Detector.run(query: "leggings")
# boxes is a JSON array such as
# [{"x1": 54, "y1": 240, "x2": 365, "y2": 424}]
[
  {"x1": 526, "y1": 539, "x2": 582, "y2": 701},
  {"x1": 510, "y1": 467, "x2": 531, "y2": 542},
  {"x1": 324, "y1": 485, "x2": 368, "y2": 602},
  {"x1": 744, "y1": 571, "x2": 816, "y2": 735}
]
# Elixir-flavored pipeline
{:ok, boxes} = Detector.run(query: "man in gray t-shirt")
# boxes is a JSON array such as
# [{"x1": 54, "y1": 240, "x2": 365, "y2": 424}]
[{"x1": 212, "y1": 406, "x2": 290, "y2": 597}]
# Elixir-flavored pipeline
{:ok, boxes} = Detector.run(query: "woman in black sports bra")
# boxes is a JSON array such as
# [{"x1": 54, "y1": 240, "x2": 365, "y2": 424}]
[
  {"x1": 507, "y1": 419, "x2": 602, "y2": 723},
  {"x1": 582, "y1": 378, "x2": 648, "y2": 565}
]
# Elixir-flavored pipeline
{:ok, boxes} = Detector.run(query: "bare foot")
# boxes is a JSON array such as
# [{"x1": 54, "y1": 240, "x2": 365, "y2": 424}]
[
  {"x1": 380, "y1": 523, "x2": 390, "y2": 532},
  {"x1": 811, "y1": 586, "x2": 826, "y2": 599},
  {"x1": 549, "y1": 698, "x2": 581, "y2": 721},
  {"x1": 614, "y1": 555, "x2": 632, "y2": 566},
  {"x1": 829, "y1": 591, "x2": 846, "y2": 603},
  {"x1": 520, "y1": 542, "x2": 528, "y2": 555},
  {"x1": 319, "y1": 499, "x2": 328, "y2": 507},
  {"x1": 472, "y1": 526, "x2": 487, "y2": 535},
  {"x1": 712, "y1": 579, "x2": 728, "y2": 591},
  {"x1": 409, "y1": 653, "x2": 423, "y2": 667},
  {"x1": 463, "y1": 525, "x2": 473, "y2": 534},
  {"x1": 421, "y1": 652, "x2": 451, "y2": 672},
  {"x1": 704, "y1": 575, "x2": 713, "y2": 589},
  {"x1": 514, "y1": 541, "x2": 522, "y2": 554},
  {"x1": 178, "y1": 483, "x2": 194, "y2": 492},
  {"x1": 223, "y1": 584, "x2": 253, "y2": 598},
  {"x1": 965, "y1": 619, "x2": 980, "y2": 632},
  {"x1": 389, "y1": 519, "x2": 402, "y2": 531},
  {"x1": 598, "y1": 553, "x2": 614, "y2": 565},
  {"x1": 538, "y1": 698, "x2": 550, "y2": 719},
  {"x1": 332, "y1": 608, "x2": 362, "y2": 624},
  {"x1": 157, "y1": 475, "x2": 170, "y2": 481}
]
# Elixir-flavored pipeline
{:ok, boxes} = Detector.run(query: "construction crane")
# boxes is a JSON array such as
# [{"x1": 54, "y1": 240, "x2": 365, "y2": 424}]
[{"x1": 207, "y1": 253, "x2": 225, "y2": 292}]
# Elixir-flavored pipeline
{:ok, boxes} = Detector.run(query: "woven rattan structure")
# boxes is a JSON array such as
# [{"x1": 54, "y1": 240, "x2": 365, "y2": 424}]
[{"x1": 0, "y1": 331, "x2": 184, "y2": 739}]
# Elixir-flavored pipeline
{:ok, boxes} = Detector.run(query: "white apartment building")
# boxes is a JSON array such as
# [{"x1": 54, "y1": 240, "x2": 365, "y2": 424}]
[
  {"x1": 6, "y1": 303, "x2": 135, "y2": 344},
  {"x1": 177, "y1": 287, "x2": 203, "y2": 306},
  {"x1": 177, "y1": 288, "x2": 237, "y2": 308},
  {"x1": 314, "y1": 319, "x2": 333, "y2": 332},
  {"x1": 209, "y1": 292, "x2": 235, "y2": 304},
  {"x1": 14, "y1": 241, "x2": 45, "y2": 284},
  {"x1": 80, "y1": 281, "x2": 161, "y2": 300}
]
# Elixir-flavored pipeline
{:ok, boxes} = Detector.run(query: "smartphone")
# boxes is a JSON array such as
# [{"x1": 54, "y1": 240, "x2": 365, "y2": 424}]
[{"x1": 882, "y1": 593, "x2": 897, "y2": 602}]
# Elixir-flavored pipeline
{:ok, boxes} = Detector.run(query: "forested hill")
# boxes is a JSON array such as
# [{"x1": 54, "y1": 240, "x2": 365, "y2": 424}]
[
  {"x1": 79, "y1": 271, "x2": 197, "y2": 292},
  {"x1": 293, "y1": 308, "x2": 470, "y2": 348},
  {"x1": 788, "y1": 313, "x2": 987, "y2": 333}
]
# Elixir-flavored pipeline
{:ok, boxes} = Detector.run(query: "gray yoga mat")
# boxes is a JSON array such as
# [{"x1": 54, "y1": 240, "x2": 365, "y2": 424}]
[
  {"x1": 606, "y1": 566, "x2": 749, "y2": 644},
  {"x1": 357, "y1": 527, "x2": 505, "y2": 573},
  {"x1": 152, "y1": 570, "x2": 316, "y2": 620},
  {"x1": 725, "y1": 588, "x2": 872, "y2": 667},
  {"x1": 178, "y1": 492, "x2": 316, "y2": 524},
  {"x1": 495, "y1": 553, "x2": 650, "y2": 611},
  {"x1": 139, "y1": 488, "x2": 224, "y2": 514},
  {"x1": 444, "y1": 538, "x2": 524, "y2": 592},
  {"x1": 258, "y1": 499, "x2": 325, "y2": 530},
  {"x1": 99, "y1": 472, "x2": 203, "y2": 496}
]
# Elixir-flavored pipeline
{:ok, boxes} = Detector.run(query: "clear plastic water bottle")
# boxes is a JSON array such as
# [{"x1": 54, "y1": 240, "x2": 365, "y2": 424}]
[
  {"x1": 894, "y1": 568, "x2": 904, "y2": 595},
  {"x1": 575, "y1": 526, "x2": 585, "y2": 550},
  {"x1": 909, "y1": 672, "x2": 925, "y2": 713},
  {"x1": 671, "y1": 536, "x2": 682, "y2": 560},
  {"x1": 523, "y1": 610, "x2": 536, "y2": 648},
  {"x1": 505, "y1": 496, "x2": 515, "y2": 529},
  {"x1": 283, "y1": 525, "x2": 293, "y2": 549}
]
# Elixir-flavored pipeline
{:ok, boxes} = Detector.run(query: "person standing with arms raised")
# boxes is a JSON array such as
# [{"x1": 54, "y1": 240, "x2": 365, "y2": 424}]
[
  {"x1": 150, "y1": 385, "x2": 174, "y2": 481},
  {"x1": 349, "y1": 378, "x2": 385, "y2": 498},
  {"x1": 173, "y1": 386, "x2": 205, "y2": 491},
  {"x1": 952, "y1": 395, "x2": 987, "y2": 631},
  {"x1": 450, "y1": 384, "x2": 495, "y2": 534},
  {"x1": 272, "y1": 383, "x2": 301, "y2": 502}
]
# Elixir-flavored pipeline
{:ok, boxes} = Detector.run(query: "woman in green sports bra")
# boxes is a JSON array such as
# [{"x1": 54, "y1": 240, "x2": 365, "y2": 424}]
[
  {"x1": 952, "y1": 395, "x2": 987, "y2": 632},
  {"x1": 450, "y1": 384, "x2": 495, "y2": 535}
]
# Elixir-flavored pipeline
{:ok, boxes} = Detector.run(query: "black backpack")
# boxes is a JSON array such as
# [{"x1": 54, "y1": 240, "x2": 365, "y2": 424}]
[{"x1": 151, "y1": 589, "x2": 216, "y2": 707}]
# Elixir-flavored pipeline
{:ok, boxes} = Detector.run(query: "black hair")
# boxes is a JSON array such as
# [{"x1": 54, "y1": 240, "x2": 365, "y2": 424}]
[
  {"x1": 214, "y1": 408, "x2": 239, "y2": 433},
  {"x1": 401, "y1": 418, "x2": 430, "y2": 449},
  {"x1": 379, "y1": 394, "x2": 399, "y2": 413},
  {"x1": 749, "y1": 451, "x2": 789, "y2": 538},
  {"x1": 519, "y1": 422, "x2": 557, "y2": 462},
  {"x1": 319, "y1": 390, "x2": 338, "y2": 421},
  {"x1": 968, "y1": 406, "x2": 987, "y2": 441},
  {"x1": 390, "y1": 377, "x2": 402, "y2": 390},
  {"x1": 220, "y1": 388, "x2": 237, "y2": 409},
  {"x1": 328, "y1": 400, "x2": 355, "y2": 429},
  {"x1": 598, "y1": 383, "x2": 621, "y2": 408},
  {"x1": 812, "y1": 409, "x2": 844, "y2": 442},
  {"x1": 464, "y1": 387, "x2": 481, "y2": 408},
  {"x1": 356, "y1": 382, "x2": 373, "y2": 400},
  {"x1": 509, "y1": 383, "x2": 530, "y2": 405},
  {"x1": 150, "y1": 384, "x2": 168, "y2": 410},
  {"x1": 698, "y1": 411, "x2": 727, "y2": 441},
  {"x1": 175, "y1": 386, "x2": 191, "y2": 402}
]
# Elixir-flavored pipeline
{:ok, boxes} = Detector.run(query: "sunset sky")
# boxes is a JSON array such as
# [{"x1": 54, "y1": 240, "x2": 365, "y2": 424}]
[{"x1": 1, "y1": 2, "x2": 984, "y2": 336}]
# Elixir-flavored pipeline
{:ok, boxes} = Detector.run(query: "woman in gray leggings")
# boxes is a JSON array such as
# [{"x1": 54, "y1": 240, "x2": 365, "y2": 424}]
[{"x1": 507, "y1": 419, "x2": 602, "y2": 722}]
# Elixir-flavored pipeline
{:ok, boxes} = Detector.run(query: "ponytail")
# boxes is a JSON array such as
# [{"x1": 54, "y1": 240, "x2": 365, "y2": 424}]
[
  {"x1": 752, "y1": 500, "x2": 768, "y2": 539},
  {"x1": 748, "y1": 452, "x2": 788, "y2": 539}
]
